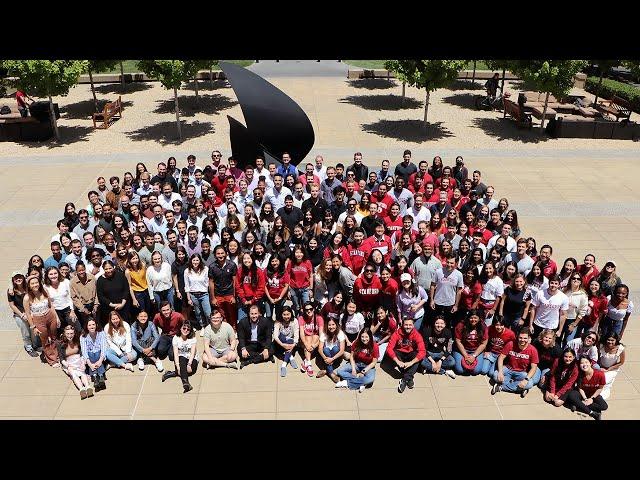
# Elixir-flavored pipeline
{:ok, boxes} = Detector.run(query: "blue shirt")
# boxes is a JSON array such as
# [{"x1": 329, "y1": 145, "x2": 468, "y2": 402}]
[
  {"x1": 277, "y1": 164, "x2": 298, "y2": 179},
  {"x1": 44, "y1": 253, "x2": 67, "y2": 269}
]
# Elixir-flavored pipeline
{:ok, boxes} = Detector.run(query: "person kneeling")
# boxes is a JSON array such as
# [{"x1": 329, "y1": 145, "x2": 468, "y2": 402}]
[
  {"x1": 336, "y1": 328, "x2": 378, "y2": 392},
  {"x1": 237, "y1": 305, "x2": 273, "y2": 369},
  {"x1": 162, "y1": 320, "x2": 198, "y2": 393},
  {"x1": 492, "y1": 329, "x2": 540, "y2": 398},
  {"x1": 386, "y1": 317, "x2": 426, "y2": 393},
  {"x1": 203, "y1": 309, "x2": 239, "y2": 370}
]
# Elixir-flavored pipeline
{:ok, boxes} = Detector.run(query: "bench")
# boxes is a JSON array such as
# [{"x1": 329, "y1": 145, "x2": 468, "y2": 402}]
[
  {"x1": 594, "y1": 95, "x2": 632, "y2": 121},
  {"x1": 504, "y1": 99, "x2": 532, "y2": 129},
  {"x1": 92, "y1": 96, "x2": 123, "y2": 129}
]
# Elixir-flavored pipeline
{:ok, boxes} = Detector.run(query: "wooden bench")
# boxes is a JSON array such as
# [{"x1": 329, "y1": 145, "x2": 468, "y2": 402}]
[
  {"x1": 594, "y1": 95, "x2": 632, "y2": 121},
  {"x1": 92, "y1": 96, "x2": 123, "y2": 129},
  {"x1": 504, "y1": 99, "x2": 532, "y2": 129}
]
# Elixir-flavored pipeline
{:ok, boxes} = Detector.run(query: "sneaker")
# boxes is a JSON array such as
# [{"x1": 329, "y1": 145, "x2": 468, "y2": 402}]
[
  {"x1": 570, "y1": 404, "x2": 577, "y2": 413},
  {"x1": 329, "y1": 372, "x2": 340, "y2": 384},
  {"x1": 86, "y1": 387, "x2": 94, "y2": 398},
  {"x1": 25, "y1": 346, "x2": 39, "y2": 357},
  {"x1": 233, "y1": 360, "x2": 240, "y2": 370},
  {"x1": 183, "y1": 383, "x2": 193, "y2": 393},
  {"x1": 305, "y1": 364, "x2": 314, "y2": 377},
  {"x1": 358, "y1": 385, "x2": 366, "y2": 393},
  {"x1": 289, "y1": 357, "x2": 298, "y2": 370},
  {"x1": 280, "y1": 366, "x2": 287, "y2": 377},
  {"x1": 589, "y1": 410, "x2": 602, "y2": 421},
  {"x1": 137, "y1": 358, "x2": 145, "y2": 371},
  {"x1": 397, "y1": 380, "x2": 406, "y2": 393},
  {"x1": 334, "y1": 380, "x2": 348, "y2": 388},
  {"x1": 444, "y1": 369, "x2": 457, "y2": 379},
  {"x1": 407, "y1": 379, "x2": 415, "y2": 389},
  {"x1": 491, "y1": 384, "x2": 501, "y2": 395},
  {"x1": 79, "y1": 388, "x2": 88, "y2": 400},
  {"x1": 155, "y1": 360, "x2": 164, "y2": 372},
  {"x1": 124, "y1": 363, "x2": 135, "y2": 372},
  {"x1": 203, "y1": 362, "x2": 211, "y2": 370},
  {"x1": 520, "y1": 388, "x2": 529, "y2": 398}
]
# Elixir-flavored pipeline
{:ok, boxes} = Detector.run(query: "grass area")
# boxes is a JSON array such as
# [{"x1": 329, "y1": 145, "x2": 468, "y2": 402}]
[
  {"x1": 102, "y1": 60, "x2": 254, "y2": 74},
  {"x1": 345, "y1": 60, "x2": 496, "y2": 71}
]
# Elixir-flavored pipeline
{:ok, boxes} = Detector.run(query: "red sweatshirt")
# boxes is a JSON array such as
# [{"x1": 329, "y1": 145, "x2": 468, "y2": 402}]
[
  {"x1": 346, "y1": 242, "x2": 368, "y2": 276},
  {"x1": 323, "y1": 246, "x2": 352, "y2": 269},
  {"x1": 363, "y1": 234, "x2": 393, "y2": 264},
  {"x1": 386, "y1": 328, "x2": 426, "y2": 361},
  {"x1": 579, "y1": 369, "x2": 606, "y2": 397},
  {"x1": 380, "y1": 278, "x2": 399, "y2": 307},
  {"x1": 584, "y1": 295, "x2": 608, "y2": 327},
  {"x1": 384, "y1": 215, "x2": 404, "y2": 236},
  {"x1": 286, "y1": 259, "x2": 313, "y2": 289},
  {"x1": 373, "y1": 193, "x2": 395, "y2": 218},
  {"x1": 548, "y1": 358, "x2": 579, "y2": 398},
  {"x1": 353, "y1": 275, "x2": 383, "y2": 311},
  {"x1": 235, "y1": 267, "x2": 266, "y2": 303}
]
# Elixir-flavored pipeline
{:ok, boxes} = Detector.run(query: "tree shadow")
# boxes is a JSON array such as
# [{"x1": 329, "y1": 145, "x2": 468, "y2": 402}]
[
  {"x1": 362, "y1": 119, "x2": 455, "y2": 142},
  {"x1": 346, "y1": 78, "x2": 397, "y2": 90},
  {"x1": 152, "y1": 93, "x2": 238, "y2": 117},
  {"x1": 18, "y1": 125, "x2": 95, "y2": 148},
  {"x1": 447, "y1": 79, "x2": 485, "y2": 91},
  {"x1": 60, "y1": 99, "x2": 133, "y2": 119},
  {"x1": 441, "y1": 93, "x2": 480, "y2": 110},
  {"x1": 94, "y1": 82, "x2": 153, "y2": 95},
  {"x1": 183, "y1": 79, "x2": 231, "y2": 91},
  {"x1": 339, "y1": 94, "x2": 423, "y2": 111},
  {"x1": 471, "y1": 117, "x2": 551, "y2": 143},
  {"x1": 125, "y1": 120, "x2": 214, "y2": 145}
]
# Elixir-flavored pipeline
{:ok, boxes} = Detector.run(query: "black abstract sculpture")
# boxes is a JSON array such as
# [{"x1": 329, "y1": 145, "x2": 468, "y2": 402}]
[{"x1": 220, "y1": 61, "x2": 315, "y2": 170}]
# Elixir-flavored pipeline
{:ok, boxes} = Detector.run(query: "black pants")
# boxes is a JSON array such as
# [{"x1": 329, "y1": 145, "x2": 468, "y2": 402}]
[
  {"x1": 431, "y1": 304, "x2": 456, "y2": 329},
  {"x1": 76, "y1": 303, "x2": 95, "y2": 329},
  {"x1": 395, "y1": 350, "x2": 419, "y2": 382},
  {"x1": 156, "y1": 335, "x2": 175, "y2": 361},
  {"x1": 565, "y1": 390, "x2": 608, "y2": 414},
  {"x1": 55, "y1": 307, "x2": 82, "y2": 335},
  {"x1": 176, "y1": 356, "x2": 198, "y2": 384},
  {"x1": 239, "y1": 341, "x2": 273, "y2": 364}
]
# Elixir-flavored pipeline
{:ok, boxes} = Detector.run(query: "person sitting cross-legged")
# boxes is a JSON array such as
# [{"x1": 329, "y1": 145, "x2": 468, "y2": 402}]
[
  {"x1": 237, "y1": 304, "x2": 274, "y2": 369},
  {"x1": 161, "y1": 320, "x2": 198, "y2": 393},
  {"x1": 202, "y1": 308, "x2": 239, "y2": 370},
  {"x1": 386, "y1": 317, "x2": 426, "y2": 393},
  {"x1": 335, "y1": 327, "x2": 378, "y2": 392},
  {"x1": 131, "y1": 310, "x2": 163, "y2": 372},
  {"x1": 491, "y1": 329, "x2": 540, "y2": 398}
]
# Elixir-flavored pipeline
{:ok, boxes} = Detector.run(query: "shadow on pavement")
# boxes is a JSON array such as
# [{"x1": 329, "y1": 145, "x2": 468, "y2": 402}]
[
  {"x1": 94, "y1": 82, "x2": 153, "y2": 95},
  {"x1": 441, "y1": 93, "x2": 480, "y2": 110},
  {"x1": 362, "y1": 119, "x2": 455, "y2": 142},
  {"x1": 346, "y1": 79, "x2": 397, "y2": 90},
  {"x1": 339, "y1": 94, "x2": 423, "y2": 111},
  {"x1": 471, "y1": 117, "x2": 551, "y2": 143},
  {"x1": 126, "y1": 120, "x2": 214, "y2": 145},
  {"x1": 183, "y1": 79, "x2": 231, "y2": 91},
  {"x1": 153, "y1": 94, "x2": 238, "y2": 117},
  {"x1": 60, "y1": 99, "x2": 133, "y2": 119},
  {"x1": 447, "y1": 79, "x2": 485, "y2": 91}
]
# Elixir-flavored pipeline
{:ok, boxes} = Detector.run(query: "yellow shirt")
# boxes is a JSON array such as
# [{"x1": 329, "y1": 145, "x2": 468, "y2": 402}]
[{"x1": 128, "y1": 266, "x2": 148, "y2": 292}]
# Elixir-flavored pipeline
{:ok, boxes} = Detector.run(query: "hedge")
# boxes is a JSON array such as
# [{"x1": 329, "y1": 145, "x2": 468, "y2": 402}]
[{"x1": 585, "y1": 76, "x2": 640, "y2": 113}]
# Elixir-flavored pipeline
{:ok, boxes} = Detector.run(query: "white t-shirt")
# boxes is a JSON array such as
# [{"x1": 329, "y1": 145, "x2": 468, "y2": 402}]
[
  {"x1": 605, "y1": 297, "x2": 634, "y2": 321},
  {"x1": 480, "y1": 276, "x2": 504, "y2": 302},
  {"x1": 172, "y1": 336, "x2": 198, "y2": 360},
  {"x1": 532, "y1": 289, "x2": 569, "y2": 329},
  {"x1": 320, "y1": 330, "x2": 346, "y2": 349},
  {"x1": 44, "y1": 279, "x2": 74, "y2": 310},
  {"x1": 342, "y1": 313, "x2": 365, "y2": 335}
]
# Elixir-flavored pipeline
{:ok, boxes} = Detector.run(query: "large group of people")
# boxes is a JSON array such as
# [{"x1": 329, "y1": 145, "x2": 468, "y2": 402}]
[{"x1": 7, "y1": 149, "x2": 631, "y2": 418}]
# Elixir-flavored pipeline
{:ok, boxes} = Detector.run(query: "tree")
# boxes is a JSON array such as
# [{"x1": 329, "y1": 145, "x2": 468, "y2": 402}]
[
  {"x1": 86, "y1": 60, "x2": 119, "y2": 112},
  {"x1": 590, "y1": 60, "x2": 620, "y2": 103},
  {"x1": 511, "y1": 60, "x2": 587, "y2": 133},
  {"x1": 185, "y1": 60, "x2": 218, "y2": 104},
  {"x1": 623, "y1": 60, "x2": 640, "y2": 82},
  {"x1": 1, "y1": 60, "x2": 86, "y2": 141},
  {"x1": 384, "y1": 60, "x2": 413, "y2": 105},
  {"x1": 391, "y1": 60, "x2": 467, "y2": 126},
  {"x1": 137, "y1": 60, "x2": 195, "y2": 140}
]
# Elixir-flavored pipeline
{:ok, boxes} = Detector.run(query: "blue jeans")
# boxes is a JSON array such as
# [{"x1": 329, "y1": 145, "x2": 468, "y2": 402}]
[
  {"x1": 601, "y1": 317, "x2": 623, "y2": 339},
  {"x1": 264, "y1": 299, "x2": 284, "y2": 322},
  {"x1": 237, "y1": 300, "x2": 265, "y2": 322},
  {"x1": 481, "y1": 352, "x2": 499, "y2": 376},
  {"x1": 323, "y1": 345, "x2": 341, "y2": 374},
  {"x1": 453, "y1": 350, "x2": 485, "y2": 375},
  {"x1": 134, "y1": 291, "x2": 153, "y2": 317},
  {"x1": 421, "y1": 351, "x2": 455, "y2": 374},
  {"x1": 86, "y1": 350, "x2": 106, "y2": 375},
  {"x1": 537, "y1": 367, "x2": 551, "y2": 389},
  {"x1": 189, "y1": 291, "x2": 211, "y2": 329},
  {"x1": 494, "y1": 366, "x2": 541, "y2": 393},
  {"x1": 277, "y1": 333, "x2": 295, "y2": 363},
  {"x1": 153, "y1": 287, "x2": 175, "y2": 311},
  {"x1": 290, "y1": 287, "x2": 309, "y2": 313},
  {"x1": 413, "y1": 315, "x2": 424, "y2": 332},
  {"x1": 337, "y1": 362, "x2": 376, "y2": 389},
  {"x1": 105, "y1": 348, "x2": 137, "y2": 367}
]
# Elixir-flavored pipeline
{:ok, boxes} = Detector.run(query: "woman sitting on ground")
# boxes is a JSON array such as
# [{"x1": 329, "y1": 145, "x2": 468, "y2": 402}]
[
  {"x1": 162, "y1": 320, "x2": 198, "y2": 393},
  {"x1": 480, "y1": 316, "x2": 516, "y2": 377},
  {"x1": 532, "y1": 328, "x2": 562, "y2": 389},
  {"x1": 80, "y1": 318, "x2": 107, "y2": 391},
  {"x1": 453, "y1": 309, "x2": 488, "y2": 376},
  {"x1": 566, "y1": 331, "x2": 599, "y2": 366},
  {"x1": 104, "y1": 310, "x2": 137, "y2": 371},
  {"x1": 564, "y1": 356, "x2": 608, "y2": 420},
  {"x1": 317, "y1": 317, "x2": 346, "y2": 383},
  {"x1": 131, "y1": 310, "x2": 163, "y2": 372},
  {"x1": 370, "y1": 305, "x2": 398, "y2": 363},
  {"x1": 58, "y1": 325, "x2": 94, "y2": 399},
  {"x1": 598, "y1": 332, "x2": 626, "y2": 400},
  {"x1": 544, "y1": 348, "x2": 579, "y2": 408},
  {"x1": 273, "y1": 306, "x2": 299, "y2": 377},
  {"x1": 421, "y1": 315, "x2": 456, "y2": 378},
  {"x1": 336, "y1": 328, "x2": 378, "y2": 392},
  {"x1": 298, "y1": 301, "x2": 323, "y2": 377}
]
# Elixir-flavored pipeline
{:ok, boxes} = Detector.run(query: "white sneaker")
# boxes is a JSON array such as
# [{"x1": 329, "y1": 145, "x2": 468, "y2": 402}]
[
  {"x1": 125, "y1": 363, "x2": 134, "y2": 372},
  {"x1": 444, "y1": 369, "x2": 456, "y2": 379},
  {"x1": 358, "y1": 385, "x2": 366, "y2": 393},
  {"x1": 155, "y1": 360, "x2": 164, "y2": 372},
  {"x1": 334, "y1": 380, "x2": 348, "y2": 389},
  {"x1": 137, "y1": 358, "x2": 145, "y2": 371},
  {"x1": 199, "y1": 329, "x2": 205, "y2": 337}
]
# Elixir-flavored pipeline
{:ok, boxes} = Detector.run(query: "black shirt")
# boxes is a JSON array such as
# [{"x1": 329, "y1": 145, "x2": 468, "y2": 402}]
[
  {"x1": 96, "y1": 271, "x2": 129, "y2": 307},
  {"x1": 306, "y1": 245, "x2": 324, "y2": 269},
  {"x1": 532, "y1": 340, "x2": 562, "y2": 371},
  {"x1": 348, "y1": 163, "x2": 369, "y2": 182},
  {"x1": 277, "y1": 206, "x2": 304, "y2": 233},
  {"x1": 394, "y1": 161, "x2": 418, "y2": 184},
  {"x1": 208, "y1": 259, "x2": 237, "y2": 297},
  {"x1": 150, "y1": 174, "x2": 178, "y2": 193},
  {"x1": 502, "y1": 286, "x2": 527, "y2": 320},
  {"x1": 360, "y1": 216, "x2": 380, "y2": 238},
  {"x1": 330, "y1": 201, "x2": 348, "y2": 220},
  {"x1": 172, "y1": 261, "x2": 188, "y2": 294},
  {"x1": 301, "y1": 197, "x2": 329, "y2": 223},
  {"x1": 421, "y1": 326, "x2": 453, "y2": 355},
  {"x1": 8, "y1": 289, "x2": 25, "y2": 313}
]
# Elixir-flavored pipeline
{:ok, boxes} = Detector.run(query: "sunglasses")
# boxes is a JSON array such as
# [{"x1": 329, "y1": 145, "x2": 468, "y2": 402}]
[
  {"x1": 304, "y1": 307, "x2": 314, "y2": 312},
  {"x1": 365, "y1": 269, "x2": 375, "y2": 273},
  {"x1": 571, "y1": 277, "x2": 582, "y2": 281},
  {"x1": 181, "y1": 325, "x2": 191, "y2": 330}
]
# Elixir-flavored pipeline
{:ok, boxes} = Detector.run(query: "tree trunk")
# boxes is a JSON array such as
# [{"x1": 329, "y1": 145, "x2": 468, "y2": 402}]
[
  {"x1": 472, "y1": 60, "x2": 476, "y2": 85},
  {"x1": 209, "y1": 67, "x2": 213, "y2": 88},
  {"x1": 501, "y1": 68, "x2": 506, "y2": 94},
  {"x1": 120, "y1": 61, "x2": 125, "y2": 87},
  {"x1": 194, "y1": 75, "x2": 199, "y2": 106},
  {"x1": 424, "y1": 91, "x2": 430, "y2": 126},
  {"x1": 88, "y1": 68, "x2": 98, "y2": 112},
  {"x1": 48, "y1": 95, "x2": 60, "y2": 142},
  {"x1": 540, "y1": 91, "x2": 550, "y2": 134},
  {"x1": 174, "y1": 87, "x2": 182, "y2": 140},
  {"x1": 594, "y1": 70, "x2": 604, "y2": 104},
  {"x1": 401, "y1": 81, "x2": 406, "y2": 106}
]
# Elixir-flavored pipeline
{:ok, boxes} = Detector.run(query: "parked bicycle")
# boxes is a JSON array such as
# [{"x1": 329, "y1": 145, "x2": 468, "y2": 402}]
[{"x1": 475, "y1": 91, "x2": 510, "y2": 111}]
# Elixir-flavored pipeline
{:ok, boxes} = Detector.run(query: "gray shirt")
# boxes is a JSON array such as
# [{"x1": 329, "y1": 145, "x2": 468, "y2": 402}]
[
  {"x1": 504, "y1": 252, "x2": 534, "y2": 276},
  {"x1": 411, "y1": 255, "x2": 442, "y2": 292},
  {"x1": 320, "y1": 178, "x2": 342, "y2": 204},
  {"x1": 73, "y1": 221, "x2": 97, "y2": 245},
  {"x1": 389, "y1": 188, "x2": 414, "y2": 215},
  {"x1": 432, "y1": 267, "x2": 464, "y2": 307},
  {"x1": 439, "y1": 233, "x2": 462, "y2": 251}
]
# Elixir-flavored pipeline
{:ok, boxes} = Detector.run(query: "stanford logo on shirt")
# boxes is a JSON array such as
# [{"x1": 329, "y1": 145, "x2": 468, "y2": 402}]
[{"x1": 358, "y1": 288, "x2": 380, "y2": 295}]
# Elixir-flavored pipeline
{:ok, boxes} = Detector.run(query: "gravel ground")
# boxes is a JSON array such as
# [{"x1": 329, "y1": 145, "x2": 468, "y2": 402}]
[{"x1": 0, "y1": 78, "x2": 636, "y2": 158}]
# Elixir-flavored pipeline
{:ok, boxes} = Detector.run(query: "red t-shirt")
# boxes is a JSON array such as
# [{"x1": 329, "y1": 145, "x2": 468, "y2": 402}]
[
  {"x1": 579, "y1": 369, "x2": 606, "y2": 397},
  {"x1": 391, "y1": 229, "x2": 417, "y2": 245},
  {"x1": 408, "y1": 171, "x2": 433, "y2": 188},
  {"x1": 320, "y1": 302, "x2": 343, "y2": 325},
  {"x1": 16, "y1": 90, "x2": 27, "y2": 108},
  {"x1": 501, "y1": 341, "x2": 539, "y2": 372},
  {"x1": 266, "y1": 271, "x2": 290, "y2": 298},
  {"x1": 468, "y1": 227, "x2": 493, "y2": 245},
  {"x1": 211, "y1": 175, "x2": 229, "y2": 198},
  {"x1": 419, "y1": 233, "x2": 440, "y2": 255},
  {"x1": 286, "y1": 260, "x2": 313, "y2": 289},
  {"x1": 384, "y1": 215, "x2": 404, "y2": 236},
  {"x1": 363, "y1": 235, "x2": 393, "y2": 264},
  {"x1": 346, "y1": 242, "x2": 368, "y2": 276},
  {"x1": 353, "y1": 275, "x2": 383, "y2": 310},
  {"x1": 153, "y1": 311, "x2": 184, "y2": 337},
  {"x1": 534, "y1": 258, "x2": 558, "y2": 279},
  {"x1": 380, "y1": 278, "x2": 399, "y2": 306},
  {"x1": 323, "y1": 245, "x2": 352, "y2": 270},
  {"x1": 352, "y1": 341, "x2": 380, "y2": 364},
  {"x1": 460, "y1": 281, "x2": 482, "y2": 310},
  {"x1": 487, "y1": 326, "x2": 516, "y2": 354},
  {"x1": 454, "y1": 322, "x2": 487, "y2": 351},
  {"x1": 298, "y1": 315, "x2": 324, "y2": 336},
  {"x1": 373, "y1": 194, "x2": 395, "y2": 218},
  {"x1": 577, "y1": 264, "x2": 600, "y2": 290},
  {"x1": 584, "y1": 295, "x2": 608, "y2": 327}
]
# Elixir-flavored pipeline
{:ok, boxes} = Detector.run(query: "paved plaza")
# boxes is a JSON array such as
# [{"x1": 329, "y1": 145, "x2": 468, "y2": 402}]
[{"x1": 0, "y1": 62, "x2": 638, "y2": 419}]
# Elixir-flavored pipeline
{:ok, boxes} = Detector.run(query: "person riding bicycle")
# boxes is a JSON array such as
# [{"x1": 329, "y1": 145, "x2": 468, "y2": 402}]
[{"x1": 485, "y1": 73, "x2": 500, "y2": 98}]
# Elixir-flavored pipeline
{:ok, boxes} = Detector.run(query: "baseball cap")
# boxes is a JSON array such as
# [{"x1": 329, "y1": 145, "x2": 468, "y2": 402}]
[
  {"x1": 400, "y1": 273, "x2": 412, "y2": 283},
  {"x1": 605, "y1": 260, "x2": 617, "y2": 268},
  {"x1": 11, "y1": 271, "x2": 24, "y2": 278}
]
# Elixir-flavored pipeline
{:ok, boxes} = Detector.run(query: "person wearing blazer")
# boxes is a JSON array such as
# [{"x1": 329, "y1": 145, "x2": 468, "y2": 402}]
[{"x1": 237, "y1": 304, "x2": 274, "y2": 368}]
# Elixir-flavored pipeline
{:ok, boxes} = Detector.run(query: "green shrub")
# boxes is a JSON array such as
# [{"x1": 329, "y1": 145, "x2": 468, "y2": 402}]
[{"x1": 585, "y1": 76, "x2": 640, "y2": 113}]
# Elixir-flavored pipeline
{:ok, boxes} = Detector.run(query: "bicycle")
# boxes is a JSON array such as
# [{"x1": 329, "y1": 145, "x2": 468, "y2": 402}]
[{"x1": 475, "y1": 90, "x2": 510, "y2": 111}]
